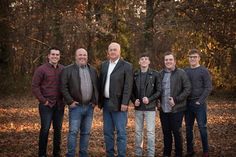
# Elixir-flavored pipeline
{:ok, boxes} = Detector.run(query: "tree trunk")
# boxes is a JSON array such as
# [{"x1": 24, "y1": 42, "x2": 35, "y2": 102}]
[
  {"x1": 0, "y1": 0, "x2": 11, "y2": 74},
  {"x1": 144, "y1": 0, "x2": 154, "y2": 53}
]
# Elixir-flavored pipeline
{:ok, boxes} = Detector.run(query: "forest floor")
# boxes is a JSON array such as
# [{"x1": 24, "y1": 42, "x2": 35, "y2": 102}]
[{"x1": 0, "y1": 96, "x2": 236, "y2": 157}]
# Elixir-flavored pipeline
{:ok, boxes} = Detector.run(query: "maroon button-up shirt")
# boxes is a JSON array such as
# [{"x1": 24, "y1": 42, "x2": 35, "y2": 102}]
[{"x1": 32, "y1": 62, "x2": 64, "y2": 108}]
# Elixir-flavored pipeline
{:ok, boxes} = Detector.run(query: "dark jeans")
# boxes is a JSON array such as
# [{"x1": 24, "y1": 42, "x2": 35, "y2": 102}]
[
  {"x1": 103, "y1": 99, "x2": 128, "y2": 157},
  {"x1": 38, "y1": 103, "x2": 64, "y2": 157},
  {"x1": 185, "y1": 100, "x2": 209, "y2": 153},
  {"x1": 160, "y1": 111, "x2": 184, "y2": 157}
]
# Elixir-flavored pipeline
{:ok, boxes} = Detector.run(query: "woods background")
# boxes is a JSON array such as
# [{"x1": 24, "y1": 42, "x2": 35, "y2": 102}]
[{"x1": 0, "y1": 0, "x2": 235, "y2": 96}]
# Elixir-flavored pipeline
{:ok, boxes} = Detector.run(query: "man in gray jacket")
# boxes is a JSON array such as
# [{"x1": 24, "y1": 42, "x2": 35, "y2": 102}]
[
  {"x1": 99, "y1": 42, "x2": 133, "y2": 157},
  {"x1": 159, "y1": 51, "x2": 191, "y2": 157},
  {"x1": 61, "y1": 48, "x2": 99, "y2": 157}
]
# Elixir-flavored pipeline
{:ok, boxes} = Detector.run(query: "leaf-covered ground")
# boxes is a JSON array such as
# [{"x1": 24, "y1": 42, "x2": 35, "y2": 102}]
[{"x1": 0, "y1": 97, "x2": 235, "y2": 157}]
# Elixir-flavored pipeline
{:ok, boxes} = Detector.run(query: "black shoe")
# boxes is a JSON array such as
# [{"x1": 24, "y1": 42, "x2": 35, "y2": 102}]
[{"x1": 185, "y1": 152, "x2": 195, "y2": 157}]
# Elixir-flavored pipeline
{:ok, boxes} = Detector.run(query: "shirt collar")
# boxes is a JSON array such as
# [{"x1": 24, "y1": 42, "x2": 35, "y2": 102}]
[
  {"x1": 109, "y1": 58, "x2": 119, "y2": 64},
  {"x1": 47, "y1": 62, "x2": 59, "y2": 68},
  {"x1": 77, "y1": 64, "x2": 87, "y2": 69}
]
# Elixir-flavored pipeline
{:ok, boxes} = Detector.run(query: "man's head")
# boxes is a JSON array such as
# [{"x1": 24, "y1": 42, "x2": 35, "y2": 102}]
[
  {"x1": 48, "y1": 47, "x2": 60, "y2": 65},
  {"x1": 139, "y1": 53, "x2": 150, "y2": 69},
  {"x1": 164, "y1": 51, "x2": 176, "y2": 71},
  {"x1": 188, "y1": 49, "x2": 201, "y2": 68},
  {"x1": 75, "y1": 48, "x2": 88, "y2": 66},
  {"x1": 107, "y1": 42, "x2": 121, "y2": 62}
]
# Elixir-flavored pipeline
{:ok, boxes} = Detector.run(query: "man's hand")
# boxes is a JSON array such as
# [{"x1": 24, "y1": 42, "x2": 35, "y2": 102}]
[
  {"x1": 44, "y1": 100, "x2": 49, "y2": 106},
  {"x1": 196, "y1": 101, "x2": 201, "y2": 105},
  {"x1": 134, "y1": 99, "x2": 140, "y2": 106},
  {"x1": 121, "y1": 104, "x2": 128, "y2": 111},
  {"x1": 142, "y1": 97, "x2": 149, "y2": 105},
  {"x1": 168, "y1": 97, "x2": 175, "y2": 107},
  {"x1": 157, "y1": 103, "x2": 161, "y2": 111},
  {"x1": 70, "y1": 101, "x2": 78, "y2": 108}
]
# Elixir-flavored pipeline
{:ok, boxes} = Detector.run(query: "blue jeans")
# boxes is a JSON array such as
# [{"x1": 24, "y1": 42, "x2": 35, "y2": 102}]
[
  {"x1": 135, "y1": 110, "x2": 156, "y2": 157},
  {"x1": 185, "y1": 100, "x2": 209, "y2": 153},
  {"x1": 38, "y1": 103, "x2": 64, "y2": 157},
  {"x1": 66, "y1": 103, "x2": 94, "y2": 157},
  {"x1": 103, "y1": 99, "x2": 128, "y2": 157},
  {"x1": 160, "y1": 111, "x2": 184, "y2": 157}
]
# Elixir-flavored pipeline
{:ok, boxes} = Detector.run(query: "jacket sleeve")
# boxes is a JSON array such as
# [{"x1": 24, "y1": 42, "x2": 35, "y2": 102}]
[
  {"x1": 93, "y1": 68, "x2": 99, "y2": 105},
  {"x1": 60, "y1": 68, "x2": 73, "y2": 105},
  {"x1": 32, "y1": 68, "x2": 47, "y2": 104},
  {"x1": 122, "y1": 63, "x2": 133, "y2": 105},
  {"x1": 131, "y1": 73, "x2": 136, "y2": 104},
  {"x1": 174, "y1": 70, "x2": 191, "y2": 103},
  {"x1": 198, "y1": 68, "x2": 212, "y2": 104},
  {"x1": 148, "y1": 72, "x2": 162, "y2": 103}
]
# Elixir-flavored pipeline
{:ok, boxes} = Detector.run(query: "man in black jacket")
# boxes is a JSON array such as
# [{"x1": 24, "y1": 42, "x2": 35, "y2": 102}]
[
  {"x1": 159, "y1": 51, "x2": 191, "y2": 157},
  {"x1": 131, "y1": 53, "x2": 161, "y2": 157},
  {"x1": 99, "y1": 42, "x2": 133, "y2": 157},
  {"x1": 61, "y1": 48, "x2": 99, "y2": 157}
]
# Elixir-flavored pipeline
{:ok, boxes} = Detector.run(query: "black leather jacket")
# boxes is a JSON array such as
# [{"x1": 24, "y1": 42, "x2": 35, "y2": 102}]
[
  {"x1": 61, "y1": 63, "x2": 99, "y2": 105},
  {"x1": 131, "y1": 68, "x2": 161, "y2": 110},
  {"x1": 160, "y1": 68, "x2": 191, "y2": 113}
]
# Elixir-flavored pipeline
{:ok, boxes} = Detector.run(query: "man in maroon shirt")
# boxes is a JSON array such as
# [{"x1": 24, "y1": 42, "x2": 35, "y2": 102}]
[{"x1": 32, "y1": 47, "x2": 64, "y2": 157}]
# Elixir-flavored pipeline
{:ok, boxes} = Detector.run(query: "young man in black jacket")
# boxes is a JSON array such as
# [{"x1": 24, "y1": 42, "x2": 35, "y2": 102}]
[
  {"x1": 131, "y1": 53, "x2": 161, "y2": 157},
  {"x1": 159, "y1": 51, "x2": 191, "y2": 157}
]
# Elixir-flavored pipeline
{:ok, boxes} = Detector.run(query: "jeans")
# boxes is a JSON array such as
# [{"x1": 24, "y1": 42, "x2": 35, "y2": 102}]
[
  {"x1": 160, "y1": 111, "x2": 184, "y2": 157},
  {"x1": 38, "y1": 103, "x2": 64, "y2": 157},
  {"x1": 103, "y1": 99, "x2": 128, "y2": 157},
  {"x1": 185, "y1": 100, "x2": 209, "y2": 153},
  {"x1": 135, "y1": 110, "x2": 156, "y2": 157},
  {"x1": 66, "y1": 103, "x2": 94, "y2": 157}
]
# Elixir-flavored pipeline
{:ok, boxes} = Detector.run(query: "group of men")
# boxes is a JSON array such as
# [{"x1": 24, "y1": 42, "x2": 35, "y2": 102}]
[{"x1": 32, "y1": 42, "x2": 212, "y2": 157}]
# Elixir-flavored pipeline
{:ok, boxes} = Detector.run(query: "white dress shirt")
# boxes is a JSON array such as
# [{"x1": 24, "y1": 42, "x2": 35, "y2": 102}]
[{"x1": 104, "y1": 59, "x2": 119, "y2": 98}]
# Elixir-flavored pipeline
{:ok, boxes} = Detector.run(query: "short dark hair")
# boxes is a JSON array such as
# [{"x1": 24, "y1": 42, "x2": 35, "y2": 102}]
[
  {"x1": 163, "y1": 51, "x2": 176, "y2": 60},
  {"x1": 139, "y1": 52, "x2": 150, "y2": 59},
  {"x1": 188, "y1": 48, "x2": 201, "y2": 57},
  {"x1": 48, "y1": 47, "x2": 60, "y2": 54}
]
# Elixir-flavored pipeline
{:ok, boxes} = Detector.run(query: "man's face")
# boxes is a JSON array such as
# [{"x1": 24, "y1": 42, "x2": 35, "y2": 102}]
[
  {"x1": 164, "y1": 54, "x2": 176, "y2": 70},
  {"x1": 75, "y1": 49, "x2": 88, "y2": 65},
  {"x1": 108, "y1": 43, "x2": 120, "y2": 61},
  {"x1": 188, "y1": 53, "x2": 200, "y2": 67},
  {"x1": 139, "y1": 56, "x2": 150, "y2": 68},
  {"x1": 48, "y1": 49, "x2": 60, "y2": 64}
]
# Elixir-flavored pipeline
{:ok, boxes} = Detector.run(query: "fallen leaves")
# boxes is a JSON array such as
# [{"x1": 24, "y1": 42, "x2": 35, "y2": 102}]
[{"x1": 0, "y1": 97, "x2": 236, "y2": 156}]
